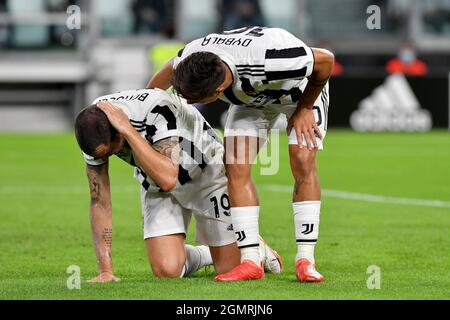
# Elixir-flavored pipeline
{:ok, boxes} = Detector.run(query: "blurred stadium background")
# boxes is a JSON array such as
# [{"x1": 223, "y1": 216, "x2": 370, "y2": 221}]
[{"x1": 0, "y1": 0, "x2": 449, "y2": 132}]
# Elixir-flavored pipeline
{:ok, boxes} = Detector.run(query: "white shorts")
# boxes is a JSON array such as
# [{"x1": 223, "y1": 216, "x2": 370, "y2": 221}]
[
  {"x1": 141, "y1": 186, "x2": 235, "y2": 247},
  {"x1": 224, "y1": 84, "x2": 329, "y2": 149}
]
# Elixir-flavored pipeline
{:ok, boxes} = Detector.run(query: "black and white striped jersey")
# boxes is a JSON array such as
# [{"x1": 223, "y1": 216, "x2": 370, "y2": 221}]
[
  {"x1": 173, "y1": 26, "x2": 315, "y2": 107},
  {"x1": 82, "y1": 88, "x2": 227, "y2": 212}
]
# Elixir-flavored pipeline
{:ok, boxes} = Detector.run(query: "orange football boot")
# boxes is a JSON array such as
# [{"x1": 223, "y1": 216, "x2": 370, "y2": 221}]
[
  {"x1": 214, "y1": 260, "x2": 264, "y2": 282},
  {"x1": 295, "y1": 258, "x2": 324, "y2": 283}
]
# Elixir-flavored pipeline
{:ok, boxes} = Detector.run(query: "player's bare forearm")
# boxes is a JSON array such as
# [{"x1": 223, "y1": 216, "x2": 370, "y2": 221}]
[
  {"x1": 298, "y1": 48, "x2": 334, "y2": 110},
  {"x1": 123, "y1": 129, "x2": 179, "y2": 191},
  {"x1": 288, "y1": 48, "x2": 334, "y2": 149},
  {"x1": 146, "y1": 58, "x2": 175, "y2": 89},
  {"x1": 86, "y1": 163, "x2": 117, "y2": 279}
]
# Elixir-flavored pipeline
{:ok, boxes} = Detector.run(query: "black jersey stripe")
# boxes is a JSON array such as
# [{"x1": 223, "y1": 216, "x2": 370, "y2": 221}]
[
  {"x1": 321, "y1": 94, "x2": 326, "y2": 108},
  {"x1": 131, "y1": 119, "x2": 147, "y2": 132},
  {"x1": 237, "y1": 68, "x2": 265, "y2": 72},
  {"x1": 237, "y1": 68, "x2": 265, "y2": 73},
  {"x1": 237, "y1": 72, "x2": 266, "y2": 77},
  {"x1": 132, "y1": 124, "x2": 146, "y2": 131},
  {"x1": 321, "y1": 89, "x2": 329, "y2": 131},
  {"x1": 240, "y1": 77, "x2": 303, "y2": 102},
  {"x1": 237, "y1": 71, "x2": 264, "y2": 75},
  {"x1": 151, "y1": 105, "x2": 177, "y2": 130},
  {"x1": 265, "y1": 67, "x2": 307, "y2": 81},
  {"x1": 136, "y1": 168, "x2": 151, "y2": 191},
  {"x1": 237, "y1": 66, "x2": 265, "y2": 71},
  {"x1": 130, "y1": 119, "x2": 146, "y2": 124},
  {"x1": 237, "y1": 71, "x2": 266, "y2": 76},
  {"x1": 240, "y1": 77, "x2": 258, "y2": 96},
  {"x1": 224, "y1": 86, "x2": 245, "y2": 105},
  {"x1": 266, "y1": 47, "x2": 307, "y2": 59},
  {"x1": 141, "y1": 179, "x2": 150, "y2": 191},
  {"x1": 137, "y1": 167, "x2": 165, "y2": 192},
  {"x1": 178, "y1": 165, "x2": 192, "y2": 185},
  {"x1": 145, "y1": 124, "x2": 157, "y2": 144},
  {"x1": 323, "y1": 87, "x2": 329, "y2": 101},
  {"x1": 237, "y1": 69, "x2": 265, "y2": 74},
  {"x1": 236, "y1": 64, "x2": 264, "y2": 68}
]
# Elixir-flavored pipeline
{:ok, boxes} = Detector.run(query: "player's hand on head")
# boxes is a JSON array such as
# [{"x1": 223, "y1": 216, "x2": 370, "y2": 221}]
[
  {"x1": 87, "y1": 272, "x2": 121, "y2": 283},
  {"x1": 287, "y1": 107, "x2": 322, "y2": 151},
  {"x1": 96, "y1": 102, "x2": 132, "y2": 135}
]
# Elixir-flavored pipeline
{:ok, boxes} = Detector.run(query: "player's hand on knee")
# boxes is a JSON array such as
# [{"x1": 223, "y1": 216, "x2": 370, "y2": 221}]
[{"x1": 87, "y1": 272, "x2": 121, "y2": 283}]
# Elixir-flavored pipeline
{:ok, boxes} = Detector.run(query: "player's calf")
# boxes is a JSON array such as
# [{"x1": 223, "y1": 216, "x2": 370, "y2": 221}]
[{"x1": 289, "y1": 147, "x2": 323, "y2": 282}]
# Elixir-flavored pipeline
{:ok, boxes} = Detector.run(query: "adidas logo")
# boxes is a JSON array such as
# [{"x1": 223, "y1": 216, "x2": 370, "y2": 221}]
[
  {"x1": 350, "y1": 74, "x2": 432, "y2": 132},
  {"x1": 227, "y1": 224, "x2": 234, "y2": 231}
]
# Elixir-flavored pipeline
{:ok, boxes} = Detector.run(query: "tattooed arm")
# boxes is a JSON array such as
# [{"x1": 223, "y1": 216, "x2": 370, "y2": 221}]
[
  {"x1": 125, "y1": 131, "x2": 180, "y2": 192},
  {"x1": 152, "y1": 137, "x2": 180, "y2": 164},
  {"x1": 97, "y1": 101, "x2": 180, "y2": 191},
  {"x1": 86, "y1": 162, "x2": 120, "y2": 283}
]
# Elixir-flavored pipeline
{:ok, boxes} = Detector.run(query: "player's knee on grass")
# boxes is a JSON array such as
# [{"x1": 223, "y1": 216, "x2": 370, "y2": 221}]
[
  {"x1": 146, "y1": 235, "x2": 186, "y2": 278},
  {"x1": 150, "y1": 258, "x2": 185, "y2": 278}
]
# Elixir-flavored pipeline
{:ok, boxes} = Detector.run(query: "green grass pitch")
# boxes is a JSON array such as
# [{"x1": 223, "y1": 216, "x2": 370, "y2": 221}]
[{"x1": 0, "y1": 130, "x2": 449, "y2": 300}]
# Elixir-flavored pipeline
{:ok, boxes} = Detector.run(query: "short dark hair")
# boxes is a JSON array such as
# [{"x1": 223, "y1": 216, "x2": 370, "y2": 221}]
[
  {"x1": 74, "y1": 105, "x2": 117, "y2": 157},
  {"x1": 172, "y1": 52, "x2": 226, "y2": 101}
]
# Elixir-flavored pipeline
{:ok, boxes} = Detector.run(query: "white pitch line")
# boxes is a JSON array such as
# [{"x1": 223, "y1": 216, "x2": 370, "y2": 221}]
[
  {"x1": 1, "y1": 184, "x2": 450, "y2": 209},
  {"x1": 0, "y1": 185, "x2": 138, "y2": 195},
  {"x1": 261, "y1": 184, "x2": 450, "y2": 209}
]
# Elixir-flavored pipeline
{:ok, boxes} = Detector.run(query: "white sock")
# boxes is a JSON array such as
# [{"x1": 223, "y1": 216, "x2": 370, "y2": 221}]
[
  {"x1": 231, "y1": 206, "x2": 260, "y2": 264},
  {"x1": 297, "y1": 245, "x2": 315, "y2": 264},
  {"x1": 293, "y1": 201, "x2": 321, "y2": 264},
  {"x1": 182, "y1": 245, "x2": 212, "y2": 277}
]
